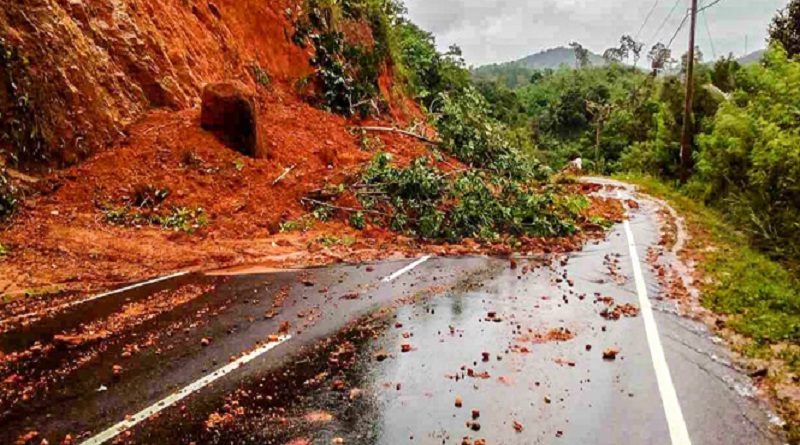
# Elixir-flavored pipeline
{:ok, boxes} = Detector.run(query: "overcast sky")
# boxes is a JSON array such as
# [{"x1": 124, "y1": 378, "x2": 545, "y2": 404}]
[{"x1": 404, "y1": 0, "x2": 790, "y2": 66}]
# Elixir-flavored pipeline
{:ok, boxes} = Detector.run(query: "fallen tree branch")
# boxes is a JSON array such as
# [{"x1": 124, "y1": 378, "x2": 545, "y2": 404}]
[
  {"x1": 272, "y1": 164, "x2": 297, "y2": 185},
  {"x1": 355, "y1": 126, "x2": 440, "y2": 145},
  {"x1": 300, "y1": 197, "x2": 390, "y2": 217}
]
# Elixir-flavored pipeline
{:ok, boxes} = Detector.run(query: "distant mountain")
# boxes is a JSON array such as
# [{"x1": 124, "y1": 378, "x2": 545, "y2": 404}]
[
  {"x1": 515, "y1": 47, "x2": 605, "y2": 70},
  {"x1": 472, "y1": 47, "x2": 606, "y2": 88},
  {"x1": 736, "y1": 49, "x2": 765, "y2": 65}
]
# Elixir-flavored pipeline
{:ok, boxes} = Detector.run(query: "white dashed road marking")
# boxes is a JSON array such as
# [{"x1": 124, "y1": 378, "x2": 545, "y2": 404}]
[
  {"x1": 80, "y1": 335, "x2": 291, "y2": 445},
  {"x1": 382, "y1": 255, "x2": 431, "y2": 283},
  {"x1": 1, "y1": 271, "x2": 189, "y2": 327},
  {"x1": 623, "y1": 219, "x2": 692, "y2": 445}
]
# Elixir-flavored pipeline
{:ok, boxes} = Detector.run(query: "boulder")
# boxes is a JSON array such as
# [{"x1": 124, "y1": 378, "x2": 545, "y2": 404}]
[{"x1": 200, "y1": 81, "x2": 264, "y2": 158}]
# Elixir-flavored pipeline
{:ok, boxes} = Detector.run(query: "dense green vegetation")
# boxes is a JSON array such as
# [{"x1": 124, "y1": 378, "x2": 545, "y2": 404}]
[
  {"x1": 291, "y1": 0, "x2": 404, "y2": 116},
  {"x1": 469, "y1": 10, "x2": 800, "y2": 269},
  {"x1": 290, "y1": 0, "x2": 591, "y2": 243},
  {"x1": 353, "y1": 153, "x2": 584, "y2": 242},
  {"x1": 694, "y1": 46, "x2": 800, "y2": 264}
]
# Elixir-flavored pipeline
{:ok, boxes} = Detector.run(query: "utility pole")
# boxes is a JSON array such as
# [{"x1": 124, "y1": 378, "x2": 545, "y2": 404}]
[{"x1": 680, "y1": 0, "x2": 698, "y2": 184}]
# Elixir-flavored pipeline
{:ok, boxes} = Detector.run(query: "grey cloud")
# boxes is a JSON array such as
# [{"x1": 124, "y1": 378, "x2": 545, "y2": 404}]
[{"x1": 404, "y1": 0, "x2": 790, "y2": 66}]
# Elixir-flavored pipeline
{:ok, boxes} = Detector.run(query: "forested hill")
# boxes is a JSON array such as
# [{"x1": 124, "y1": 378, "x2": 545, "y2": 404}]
[
  {"x1": 473, "y1": 47, "x2": 605, "y2": 88},
  {"x1": 516, "y1": 47, "x2": 605, "y2": 69},
  {"x1": 737, "y1": 49, "x2": 766, "y2": 64}
]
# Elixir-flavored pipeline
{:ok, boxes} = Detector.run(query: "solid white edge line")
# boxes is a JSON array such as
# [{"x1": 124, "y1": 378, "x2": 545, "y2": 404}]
[
  {"x1": 79, "y1": 335, "x2": 291, "y2": 445},
  {"x1": 1, "y1": 271, "x2": 190, "y2": 326},
  {"x1": 381, "y1": 255, "x2": 431, "y2": 283},
  {"x1": 63, "y1": 271, "x2": 190, "y2": 309},
  {"x1": 623, "y1": 220, "x2": 692, "y2": 445}
]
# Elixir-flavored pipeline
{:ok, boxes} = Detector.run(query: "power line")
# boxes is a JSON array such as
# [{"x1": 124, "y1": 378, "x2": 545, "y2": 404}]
[
  {"x1": 635, "y1": 0, "x2": 662, "y2": 40},
  {"x1": 703, "y1": 8, "x2": 717, "y2": 59},
  {"x1": 698, "y1": 0, "x2": 725, "y2": 12},
  {"x1": 667, "y1": 11, "x2": 690, "y2": 49},
  {"x1": 647, "y1": 0, "x2": 684, "y2": 49}
]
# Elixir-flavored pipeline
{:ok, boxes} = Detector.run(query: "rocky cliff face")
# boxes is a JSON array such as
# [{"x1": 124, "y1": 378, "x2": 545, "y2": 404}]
[{"x1": 0, "y1": 0, "x2": 311, "y2": 167}]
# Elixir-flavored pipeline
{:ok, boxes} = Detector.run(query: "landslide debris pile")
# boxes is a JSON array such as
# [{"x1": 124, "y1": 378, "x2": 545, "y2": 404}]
[{"x1": 0, "y1": 0, "x2": 615, "y2": 297}]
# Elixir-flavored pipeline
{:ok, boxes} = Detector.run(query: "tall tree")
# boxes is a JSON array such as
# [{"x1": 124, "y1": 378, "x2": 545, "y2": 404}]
[
  {"x1": 681, "y1": 46, "x2": 703, "y2": 73},
  {"x1": 769, "y1": 0, "x2": 800, "y2": 58},
  {"x1": 620, "y1": 35, "x2": 644, "y2": 67},
  {"x1": 570, "y1": 42, "x2": 591, "y2": 69},
  {"x1": 648, "y1": 43, "x2": 672, "y2": 75},
  {"x1": 603, "y1": 47, "x2": 624, "y2": 65},
  {"x1": 585, "y1": 100, "x2": 615, "y2": 165}
]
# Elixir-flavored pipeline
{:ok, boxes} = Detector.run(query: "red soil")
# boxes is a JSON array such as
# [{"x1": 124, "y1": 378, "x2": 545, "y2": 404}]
[{"x1": 0, "y1": 0, "x2": 625, "y2": 314}]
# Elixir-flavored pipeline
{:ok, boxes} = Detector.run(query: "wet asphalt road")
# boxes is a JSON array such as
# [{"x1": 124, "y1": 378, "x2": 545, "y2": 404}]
[{"x1": 0, "y1": 185, "x2": 785, "y2": 445}]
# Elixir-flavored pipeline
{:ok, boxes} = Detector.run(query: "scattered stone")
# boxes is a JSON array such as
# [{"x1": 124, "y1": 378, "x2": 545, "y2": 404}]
[
  {"x1": 305, "y1": 411, "x2": 333, "y2": 423},
  {"x1": 603, "y1": 348, "x2": 619, "y2": 360},
  {"x1": 349, "y1": 388, "x2": 363, "y2": 400}
]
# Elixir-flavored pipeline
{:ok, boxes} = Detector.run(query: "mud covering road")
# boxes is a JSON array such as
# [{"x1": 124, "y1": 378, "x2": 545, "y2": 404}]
[{"x1": 0, "y1": 183, "x2": 784, "y2": 445}]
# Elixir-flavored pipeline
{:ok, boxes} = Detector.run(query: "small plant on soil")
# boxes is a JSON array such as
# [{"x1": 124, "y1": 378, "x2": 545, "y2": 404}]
[
  {"x1": 181, "y1": 149, "x2": 204, "y2": 168},
  {"x1": 159, "y1": 207, "x2": 208, "y2": 233},
  {"x1": 250, "y1": 63, "x2": 272, "y2": 89},
  {"x1": 100, "y1": 184, "x2": 207, "y2": 234},
  {"x1": 349, "y1": 211, "x2": 366, "y2": 230},
  {"x1": 314, "y1": 235, "x2": 356, "y2": 247},
  {"x1": 279, "y1": 216, "x2": 317, "y2": 233},
  {"x1": 131, "y1": 184, "x2": 171, "y2": 209},
  {"x1": 0, "y1": 168, "x2": 18, "y2": 221}
]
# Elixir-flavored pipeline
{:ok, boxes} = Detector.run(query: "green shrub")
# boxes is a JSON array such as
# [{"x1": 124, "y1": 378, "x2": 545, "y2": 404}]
[
  {"x1": 250, "y1": 64, "x2": 272, "y2": 89},
  {"x1": 696, "y1": 44, "x2": 800, "y2": 265},
  {"x1": 291, "y1": 0, "x2": 402, "y2": 116}
]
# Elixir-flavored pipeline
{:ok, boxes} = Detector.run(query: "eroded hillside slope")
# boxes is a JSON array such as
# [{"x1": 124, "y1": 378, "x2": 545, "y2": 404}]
[
  {"x1": 0, "y1": 0, "x2": 618, "y2": 312},
  {"x1": 0, "y1": 0, "x2": 315, "y2": 165}
]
